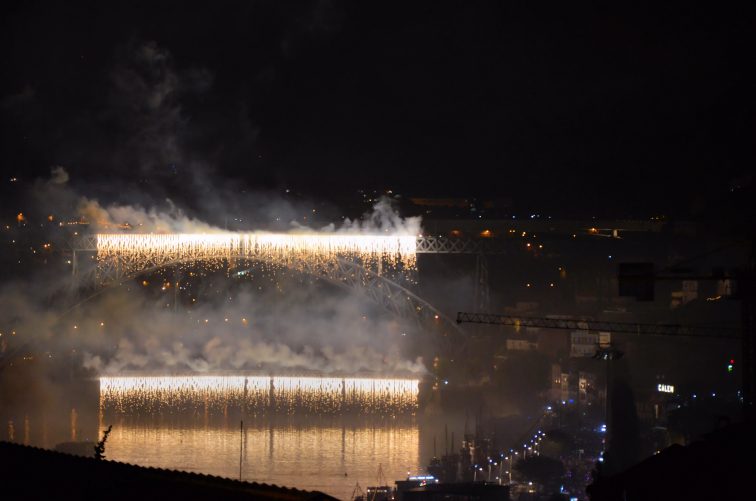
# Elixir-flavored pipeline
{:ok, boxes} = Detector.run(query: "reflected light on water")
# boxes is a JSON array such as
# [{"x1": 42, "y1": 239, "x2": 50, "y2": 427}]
[
  {"x1": 97, "y1": 376, "x2": 422, "y2": 496},
  {"x1": 104, "y1": 418, "x2": 420, "y2": 499}
]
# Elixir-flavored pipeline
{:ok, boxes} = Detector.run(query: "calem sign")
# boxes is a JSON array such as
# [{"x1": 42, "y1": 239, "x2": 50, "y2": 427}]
[{"x1": 657, "y1": 383, "x2": 675, "y2": 394}]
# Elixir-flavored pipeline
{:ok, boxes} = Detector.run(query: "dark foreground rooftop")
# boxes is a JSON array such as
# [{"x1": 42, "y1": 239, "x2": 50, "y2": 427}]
[
  {"x1": 587, "y1": 422, "x2": 756, "y2": 501},
  {"x1": 0, "y1": 441, "x2": 338, "y2": 500}
]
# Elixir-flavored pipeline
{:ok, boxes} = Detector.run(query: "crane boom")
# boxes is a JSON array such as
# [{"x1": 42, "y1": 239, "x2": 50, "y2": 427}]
[{"x1": 456, "y1": 311, "x2": 740, "y2": 339}]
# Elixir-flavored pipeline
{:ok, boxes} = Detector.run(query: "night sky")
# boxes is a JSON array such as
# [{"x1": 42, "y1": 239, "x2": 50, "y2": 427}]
[{"x1": 1, "y1": 1, "x2": 754, "y2": 217}]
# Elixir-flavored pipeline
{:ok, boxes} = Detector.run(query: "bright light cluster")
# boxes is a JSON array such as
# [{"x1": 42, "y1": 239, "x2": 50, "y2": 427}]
[
  {"x1": 96, "y1": 233, "x2": 417, "y2": 276},
  {"x1": 100, "y1": 375, "x2": 420, "y2": 415}
]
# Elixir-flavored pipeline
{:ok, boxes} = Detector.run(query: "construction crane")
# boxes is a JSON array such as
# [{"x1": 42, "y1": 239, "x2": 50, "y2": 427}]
[
  {"x1": 456, "y1": 310, "x2": 744, "y2": 440},
  {"x1": 456, "y1": 312, "x2": 741, "y2": 340},
  {"x1": 454, "y1": 310, "x2": 740, "y2": 390}
]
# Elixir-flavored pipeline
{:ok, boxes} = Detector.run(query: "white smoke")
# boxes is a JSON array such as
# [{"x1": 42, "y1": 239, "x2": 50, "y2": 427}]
[
  {"x1": 49, "y1": 166, "x2": 70, "y2": 185},
  {"x1": 76, "y1": 286, "x2": 427, "y2": 376},
  {"x1": 3, "y1": 39, "x2": 426, "y2": 380},
  {"x1": 76, "y1": 197, "x2": 219, "y2": 233},
  {"x1": 295, "y1": 196, "x2": 422, "y2": 236}
]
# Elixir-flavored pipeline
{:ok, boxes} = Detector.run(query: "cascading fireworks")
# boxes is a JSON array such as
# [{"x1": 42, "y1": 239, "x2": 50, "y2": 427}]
[
  {"x1": 96, "y1": 233, "x2": 417, "y2": 277},
  {"x1": 100, "y1": 376, "x2": 420, "y2": 416}
]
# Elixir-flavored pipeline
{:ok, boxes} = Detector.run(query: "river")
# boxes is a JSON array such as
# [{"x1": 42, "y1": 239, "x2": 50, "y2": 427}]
[{"x1": 2, "y1": 374, "x2": 479, "y2": 499}]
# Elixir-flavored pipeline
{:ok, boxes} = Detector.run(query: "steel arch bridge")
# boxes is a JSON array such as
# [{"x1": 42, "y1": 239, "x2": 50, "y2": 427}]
[{"x1": 70, "y1": 235, "x2": 507, "y2": 337}]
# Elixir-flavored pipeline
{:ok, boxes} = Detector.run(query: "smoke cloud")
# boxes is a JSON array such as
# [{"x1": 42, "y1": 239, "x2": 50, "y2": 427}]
[
  {"x1": 76, "y1": 196, "x2": 219, "y2": 233},
  {"x1": 69, "y1": 280, "x2": 428, "y2": 376},
  {"x1": 3, "y1": 166, "x2": 428, "y2": 379},
  {"x1": 1, "y1": 261, "x2": 427, "y2": 377},
  {"x1": 310, "y1": 197, "x2": 422, "y2": 236},
  {"x1": 1, "y1": 39, "x2": 429, "y2": 414}
]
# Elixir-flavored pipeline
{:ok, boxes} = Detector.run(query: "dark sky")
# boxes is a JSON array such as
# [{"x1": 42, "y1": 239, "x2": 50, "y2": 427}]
[{"x1": 1, "y1": 1, "x2": 754, "y2": 217}]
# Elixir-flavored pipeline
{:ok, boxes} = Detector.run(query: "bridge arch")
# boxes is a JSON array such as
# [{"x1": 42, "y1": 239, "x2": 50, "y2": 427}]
[{"x1": 70, "y1": 246, "x2": 463, "y2": 339}]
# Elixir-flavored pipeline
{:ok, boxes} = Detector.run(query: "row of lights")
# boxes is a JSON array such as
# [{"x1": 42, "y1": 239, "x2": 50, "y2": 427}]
[{"x1": 472, "y1": 430, "x2": 548, "y2": 485}]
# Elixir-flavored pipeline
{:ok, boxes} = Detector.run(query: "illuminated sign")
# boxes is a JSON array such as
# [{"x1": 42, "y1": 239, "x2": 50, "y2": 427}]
[{"x1": 657, "y1": 384, "x2": 674, "y2": 394}]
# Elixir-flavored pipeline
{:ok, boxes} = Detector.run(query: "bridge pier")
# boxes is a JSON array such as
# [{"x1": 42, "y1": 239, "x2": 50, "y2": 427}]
[{"x1": 474, "y1": 254, "x2": 490, "y2": 312}]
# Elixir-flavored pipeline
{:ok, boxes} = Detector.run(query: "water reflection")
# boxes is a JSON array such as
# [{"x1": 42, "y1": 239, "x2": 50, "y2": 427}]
[
  {"x1": 103, "y1": 415, "x2": 419, "y2": 499},
  {"x1": 2, "y1": 374, "x2": 472, "y2": 499},
  {"x1": 96, "y1": 376, "x2": 423, "y2": 497}
]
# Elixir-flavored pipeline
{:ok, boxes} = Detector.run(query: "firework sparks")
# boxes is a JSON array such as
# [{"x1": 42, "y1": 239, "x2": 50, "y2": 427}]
[
  {"x1": 96, "y1": 233, "x2": 417, "y2": 277},
  {"x1": 100, "y1": 375, "x2": 420, "y2": 415}
]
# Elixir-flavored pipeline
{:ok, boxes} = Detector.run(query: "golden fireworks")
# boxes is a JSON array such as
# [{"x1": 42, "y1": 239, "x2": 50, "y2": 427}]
[
  {"x1": 100, "y1": 375, "x2": 419, "y2": 415},
  {"x1": 96, "y1": 233, "x2": 417, "y2": 276}
]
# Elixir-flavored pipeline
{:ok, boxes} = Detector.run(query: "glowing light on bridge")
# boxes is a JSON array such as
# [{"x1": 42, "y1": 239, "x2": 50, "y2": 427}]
[
  {"x1": 99, "y1": 375, "x2": 420, "y2": 415},
  {"x1": 96, "y1": 233, "x2": 417, "y2": 275}
]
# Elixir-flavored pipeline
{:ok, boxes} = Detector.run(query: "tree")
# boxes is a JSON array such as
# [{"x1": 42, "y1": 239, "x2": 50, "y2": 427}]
[
  {"x1": 514, "y1": 455, "x2": 565, "y2": 491},
  {"x1": 540, "y1": 429, "x2": 575, "y2": 458},
  {"x1": 94, "y1": 425, "x2": 112, "y2": 460}
]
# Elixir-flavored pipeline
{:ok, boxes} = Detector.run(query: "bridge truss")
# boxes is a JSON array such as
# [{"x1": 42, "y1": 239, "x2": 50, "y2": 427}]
[
  {"x1": 415, "y1": 236, "x2": 506, "y2": 311},
  {"x1": 70, "y1": 236, "x2": 507, "y2": 338}
]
